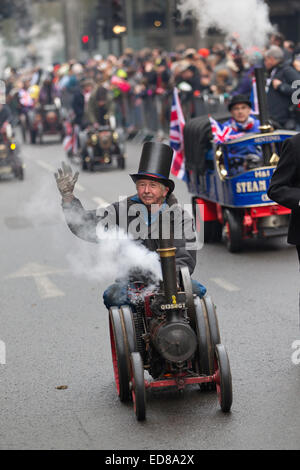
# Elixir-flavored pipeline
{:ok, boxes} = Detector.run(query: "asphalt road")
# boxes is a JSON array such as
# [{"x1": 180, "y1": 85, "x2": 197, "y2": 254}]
[{"x1": 0, "y1": 133, "x2": 300, "y2": 450}]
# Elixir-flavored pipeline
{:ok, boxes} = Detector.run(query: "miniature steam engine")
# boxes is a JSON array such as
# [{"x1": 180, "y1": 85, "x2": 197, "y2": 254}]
[{"x1": 108, "y1": 218, "x2": 232, "y2": 421}]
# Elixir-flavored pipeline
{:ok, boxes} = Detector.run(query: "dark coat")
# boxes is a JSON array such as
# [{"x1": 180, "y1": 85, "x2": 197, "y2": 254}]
[
  {"x1": 62, "y1": 193, "x2": 197, "y2": 274},
  {"x1": 266, "y1": 62, "x2": 300, "y2": 126},
  {"x1": 0, "y1": 104, "x2": 13, "y2": 128},
  {"x1": 71, "y1": 87, "x2": 85, "y2": 126},
  {"x1": 267, "y1": 133, "x2": 300, "y2": 244}
]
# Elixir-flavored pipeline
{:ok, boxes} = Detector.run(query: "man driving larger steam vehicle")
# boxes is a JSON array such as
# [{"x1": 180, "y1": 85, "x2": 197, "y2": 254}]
[
  {"x1": 223, "y1": 94, "x2": 262, "y2": 173},
  {"x1": 54, "y1": 142, "x2": 206, "y2": 309}
]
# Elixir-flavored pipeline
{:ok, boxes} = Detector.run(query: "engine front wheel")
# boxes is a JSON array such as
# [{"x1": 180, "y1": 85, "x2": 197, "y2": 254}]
[
  {"x1": 130, "y1": 352, "x2": 146, "y2": 421},
  {"x1": 109, "y1": 307, "x2": 131, "y2": 403},
  {"x1": 214, "y1": 344, "x2": 233, "y2": 413}
]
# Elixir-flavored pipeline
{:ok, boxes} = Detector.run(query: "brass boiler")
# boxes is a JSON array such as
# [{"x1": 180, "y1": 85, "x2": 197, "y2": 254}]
[{"x1": 150, "y1": 213, "x2": 197, "y2": 364}]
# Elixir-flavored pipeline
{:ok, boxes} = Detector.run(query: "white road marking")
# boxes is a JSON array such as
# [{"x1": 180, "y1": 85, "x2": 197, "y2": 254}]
[
  {"x1": 210, "y1": 277, "x2": 240, "y2": 292},
  {"x1": 35, "y1": 275, "x2": 65, "y2": 299},
  {"x1": 36, "y1": 160, "x2": 55, "y2": 172},
  {"x1": 6, "y1": 262, "x2": 67, "y2": 299},
  {"x1": 0, "y1": 340, "x2": 6, "y2": 365}
]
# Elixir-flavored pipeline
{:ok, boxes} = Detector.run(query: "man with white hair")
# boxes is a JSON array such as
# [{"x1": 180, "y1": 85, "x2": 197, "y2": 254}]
[
  {"x1": 264, "y1": 45, "x2": 300, "y2": 127},
  {"x1": 55, "y1": 142, "x2": 207, "y2": 309}
]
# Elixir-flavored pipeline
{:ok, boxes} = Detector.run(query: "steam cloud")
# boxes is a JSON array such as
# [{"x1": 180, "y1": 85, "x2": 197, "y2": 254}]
[
  {"x1": 178, "y1": 0, "x2": 274, "y2": 50},
  {"x1": 67, "y1": 224, "x2": 162, "y2": 285},
  {"x1": 22, "y1": 175, "x2": 162, "y2": 288}
]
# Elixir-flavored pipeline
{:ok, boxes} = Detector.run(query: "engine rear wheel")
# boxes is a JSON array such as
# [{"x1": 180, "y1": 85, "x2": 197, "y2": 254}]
[
  {"x1": 119, "y1": 305, "x2": 137, "y2": 371},
  {"x1": 201, "y1": 295, "x2": 221, "y2": 347},
  {"x1": 194, "y1": 296, "x2": 213, "y2": 378},
  {"x1": 109, "y1": 307, "x2": 131, "y2": 402}
]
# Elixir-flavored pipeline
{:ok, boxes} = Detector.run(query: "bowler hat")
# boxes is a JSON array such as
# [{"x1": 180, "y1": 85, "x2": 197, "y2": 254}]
[
  {"x1": 228, "y1": 94, "x2": 252, "y2": 111},
  {"x1": 130, "y1": 142, "x2": 175, "y2": 193}
]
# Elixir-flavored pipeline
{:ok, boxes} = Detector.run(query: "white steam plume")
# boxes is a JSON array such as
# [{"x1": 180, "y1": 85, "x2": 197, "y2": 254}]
[
  {"x1": 22, "y1": 176, "x2": 162, "y2": 287},
  {"x1": 178, "y1": 0, "x2": 274, "y2": 50},
  {"x1": 66, "y1": 225, "x2": 162, "y2": 285}
]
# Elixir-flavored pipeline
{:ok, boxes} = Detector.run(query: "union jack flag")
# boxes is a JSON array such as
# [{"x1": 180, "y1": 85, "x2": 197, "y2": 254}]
[
  {"x1": 209, "y1": 117, "x2": 244, "y2": 143},
  {"x1": 63, "y1": 123, "x2": 79, "y2": 154},
  {"x1": 169, "y1": 88, "x2": 187, "y2": 181},
  {"x1": 250, "y1": 75, "x2": 259, "y2": 114}
]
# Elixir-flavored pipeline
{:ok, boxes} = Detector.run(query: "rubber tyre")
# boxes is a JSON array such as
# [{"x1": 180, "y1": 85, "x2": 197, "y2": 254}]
[
  {"x1": 109, "y1": 307, "x2": 131, "y2": 402},
  {"x1": 130, "y1": 352, "x2": 146, "y2": 421},
  {"x1": 17, "y1": 166, "x2": 24, "y2": 181},
  {"x1": 214, "y1": 344, "x2": 233, "y2": 413},
  {"x1": 87, "y1": 147, "x2": 94, "y2": 171},
  {"x1": 201, "y1": 295, "x2": 221, "y2": 347},
  {"x1": 194, "y1": 296, "x2": 213, "y2": 377},
  {"x1": 119, "y1": 305, "x2": 137, "y2": 372},
  {"x1": 118, "y1": 155, "x2": 126, "y2": 169},
  {"x1": 223, "y1": 209, "x2": 242, "y2": 253}
]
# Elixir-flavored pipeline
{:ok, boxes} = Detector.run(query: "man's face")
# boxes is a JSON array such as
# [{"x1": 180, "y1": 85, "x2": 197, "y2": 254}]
[
  {"x1": 136, "y1": 179, "x2": 168, "y2": 207},
  {"x1": 264, "y1": 55, "x2": 278, "y2": 70},
  {"x1": 231, "y1": 103, "x2": 251, "y2": 123}
]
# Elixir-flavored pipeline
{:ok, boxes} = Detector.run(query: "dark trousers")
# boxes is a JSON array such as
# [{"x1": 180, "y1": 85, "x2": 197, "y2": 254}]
[{"x1": 297, "y1": 246, "x2": 300, "y2": 264}]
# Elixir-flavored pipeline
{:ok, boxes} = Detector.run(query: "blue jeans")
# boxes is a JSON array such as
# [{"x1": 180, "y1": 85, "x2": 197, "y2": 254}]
[{"x1": 103, "y1": 280, "x2": 207, "y2": 309}]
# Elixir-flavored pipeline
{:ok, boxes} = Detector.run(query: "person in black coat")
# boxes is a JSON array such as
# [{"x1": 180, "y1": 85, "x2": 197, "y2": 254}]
[
  {"x1": 267, "y1": 133, "x2": 300, "y2": 261},
  {"x1": 264, "y1": 46, "x2": 300, "y2": 127}
]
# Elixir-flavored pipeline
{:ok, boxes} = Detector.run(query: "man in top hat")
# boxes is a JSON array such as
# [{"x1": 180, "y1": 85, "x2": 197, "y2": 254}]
[{"x1": 55, "y1": 141, "x2": 206, "y2": 309}]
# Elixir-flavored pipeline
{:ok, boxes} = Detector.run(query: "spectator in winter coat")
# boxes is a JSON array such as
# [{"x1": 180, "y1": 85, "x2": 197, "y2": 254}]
[{"x1": 264, "y1": 46, "x2": 300, "y2": 127}]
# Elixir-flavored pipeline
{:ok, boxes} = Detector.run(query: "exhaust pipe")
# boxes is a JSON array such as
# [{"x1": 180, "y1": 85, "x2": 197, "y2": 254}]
[{"x1": 254, "y1": 67, "x2": 276, "y2": 165}]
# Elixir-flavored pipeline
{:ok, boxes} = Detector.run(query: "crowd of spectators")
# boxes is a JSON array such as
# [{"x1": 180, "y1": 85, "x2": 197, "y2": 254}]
[{"x1": 3, "y1": 31, "x2": 300, "y2": 136}]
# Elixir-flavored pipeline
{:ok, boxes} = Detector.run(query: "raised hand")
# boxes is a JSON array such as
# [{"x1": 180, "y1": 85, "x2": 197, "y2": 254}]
[{"x1": 54, "y1": 161, "x2": 79, "y2": 200}]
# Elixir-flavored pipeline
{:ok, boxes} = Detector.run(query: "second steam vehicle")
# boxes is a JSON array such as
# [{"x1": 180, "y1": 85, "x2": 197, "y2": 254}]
[
  {"x1": 81, "y1": 124, "x2": 126, "y2": 171},
  {"x1": 184, "y1": 68, "x2": 294, "y2": 252}
]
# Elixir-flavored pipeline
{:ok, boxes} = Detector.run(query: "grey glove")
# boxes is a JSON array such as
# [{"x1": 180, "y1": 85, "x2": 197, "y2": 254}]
[{"x1": 54, "y1": 161, "x2": 79, "y2": 201}]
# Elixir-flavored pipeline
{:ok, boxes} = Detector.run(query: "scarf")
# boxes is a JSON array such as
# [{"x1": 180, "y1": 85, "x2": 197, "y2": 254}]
[{"x1": 230, "y1": 115, "x2": 256, "y2": 132}]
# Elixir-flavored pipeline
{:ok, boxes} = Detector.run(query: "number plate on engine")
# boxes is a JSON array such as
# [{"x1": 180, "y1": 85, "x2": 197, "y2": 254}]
[{"x1": 160, "y1": 303, "x2": 186, "y2": 310}]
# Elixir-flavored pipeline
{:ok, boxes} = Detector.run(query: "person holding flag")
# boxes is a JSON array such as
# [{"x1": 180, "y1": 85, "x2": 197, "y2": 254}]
[{"x1": 210, "y1": 94, "x2": 262, "y2": 174}]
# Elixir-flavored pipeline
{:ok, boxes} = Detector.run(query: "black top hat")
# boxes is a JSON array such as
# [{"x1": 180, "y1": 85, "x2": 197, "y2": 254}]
[
  {"x1": 228, "y1": 94, "x2": 252, "y2": 111},
  {"x1": 130, "y1": 142, "x2": 175, "y2": 193}
]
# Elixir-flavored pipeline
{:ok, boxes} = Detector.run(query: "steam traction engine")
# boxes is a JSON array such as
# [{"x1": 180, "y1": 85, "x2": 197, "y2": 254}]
[{"x1": 108, "y1": 224, "x2": 232, "y2": 421}]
